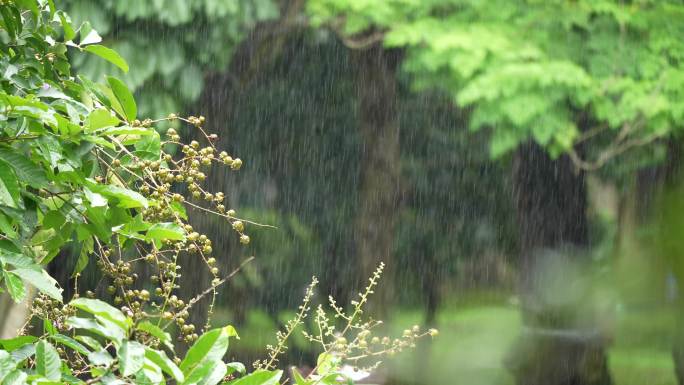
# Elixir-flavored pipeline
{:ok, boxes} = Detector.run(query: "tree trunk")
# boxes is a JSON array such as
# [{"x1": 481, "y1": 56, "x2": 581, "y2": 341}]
[
  {"x1": 0, "y1": 287, "x2": 34, "y2": 339},
  {"x1": 350, "y1": 45, "x2": 401, "y2": 313},
  {"x1": 185, "y1": 0, "x2": 306, "y2": 333},
  {"x1": 506, "y1": 142, "x2": 612, "y2": 385}
]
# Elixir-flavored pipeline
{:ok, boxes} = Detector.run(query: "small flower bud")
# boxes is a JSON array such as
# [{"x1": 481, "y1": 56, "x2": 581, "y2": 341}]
[
  {"x1": 232, "y1": 220, "x2": 244, "y2": 232},
  {"x1": 239, "y1": 234, "x2": 250, "y2": 245},
  {"x1": 231, "y1": 158, "x2": 242, "y2": 170}
]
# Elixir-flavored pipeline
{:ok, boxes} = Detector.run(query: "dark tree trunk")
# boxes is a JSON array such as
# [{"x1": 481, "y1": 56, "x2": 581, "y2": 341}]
[
  {"x1": 513, "y1": 143, "x2": 588, "y2": 257},
  {"x1": 350, "y1": 45, "x2": 401, "y2": 312},
  {"x1": 506, "y1": 142, "x2": 612, "y2": 385},
  {"x1": 184, "y1": 0, "x2": 306, "y2": 333}
]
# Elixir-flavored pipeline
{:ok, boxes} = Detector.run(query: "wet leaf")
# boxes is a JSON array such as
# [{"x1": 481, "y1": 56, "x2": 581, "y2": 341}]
[
  {"x1": 35, "y1": 341, "x2": 61, "y2": 381},
  {"x1": 85, "y1": 45, "x2": 129, "y2": 73}
]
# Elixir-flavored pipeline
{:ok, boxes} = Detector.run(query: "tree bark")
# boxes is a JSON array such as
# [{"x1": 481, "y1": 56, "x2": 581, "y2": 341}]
[
  {"x1": 350, "y1": 45, "x2": 401, "y2": 313},
  {"x1": 0, "y1": 287, "x2": 34, "y2": 339},
  {"x1": 506, "y1": 142, "x2": 612, "y2": 385},
  {"x1": 184, "y1": 0, "x2": 306, "y2": 333}
]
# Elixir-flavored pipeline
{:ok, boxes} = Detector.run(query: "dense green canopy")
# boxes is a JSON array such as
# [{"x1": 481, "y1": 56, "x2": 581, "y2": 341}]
[{"x1": 309, "y1": 0, "x2": 684, "y2": 165}]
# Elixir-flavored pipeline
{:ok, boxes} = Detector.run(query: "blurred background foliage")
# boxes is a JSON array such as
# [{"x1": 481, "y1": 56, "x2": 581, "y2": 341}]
[
  {"x1": 64, "y1": 0, "x2": 278, "y2": 118},
  {"x1": 308, "y1": 0, "x2": 684, "y2": 166},
  {"x1": 57, "y1": 1, "x2": 684, "y2": 384}
]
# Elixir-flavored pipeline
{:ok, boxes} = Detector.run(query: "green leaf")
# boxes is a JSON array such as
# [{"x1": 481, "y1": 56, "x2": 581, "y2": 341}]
[
  {"x1": 84, "y1": 135, "x2": 116, "y2": 150},
  {"x1": 74, "y1": 335, "x2": 102, "y2": 351},
  {"x1": 12, "y1": 267, "x2": 62, "y2": 301},
  {"x1": 2, "y1": 370, "x2": 27, "y2": 385},
  {"x1": 88, "y1": 349, "x2": 114, "y2": 367},
  {"x1": 67, "y1": 317, "x2": 124, "y2": 345},
  {"x1": 55, "y1": 112, "x2": 83, "y2": 136},
  {"x1": 145, "y1": 347, "x2": 184, "y2": 383},
  {"x1": 78, "y1": 75, "x2": 111, "y2": 108},
  {"x1": 107, "y1": 76, "x2": 136, "y2": 121},
  {"x1": 84, "y1": 45, "x2": 129, "y2": 73},
  {"x1": 0, "y1": 213, "x2": 16, "y2": 237},
  {"x1": 9, "y1": 343, "x2": 34, "y2": 363},
  {"x1": 134, "y1": 130, "x2": 161, "y2": 160},
  {"x1": 84, "y1": 188, "x2": 107, "y2": 207},
  {"x1": 119, "y1": 340, "x2": 145, "y2": 377},
  {"x1": 0, "y1": 147, "x2": 49, "y2": 188},
  {"x1": 146, "y1": 222, "x2": 186, "y2": 244},
  {"x1": 185, "y1": 361, "x2": 226, "y2": 385},
  {"x1": 91, "y1": 184, "x2": 148, "y2": 209},
  {"x1": 170, "y1": 201, "x2": 188, "y2": 220},
  {"x1": 316, "y1": 353, "x2": 340, "y2": 377},
  {"x1": 31, "y1": 229, "x2": 55, "y2": 246},
  {"x1": 79, "y1": 22, "x2": 102, "y2": 45},
  {"x1": 180, "y1": 326, "x2": 236, "y2": 377},
  {"x1": 50, "y1": 334, "x2": 90, "y2": 355},
  {"x1": 46, "y1": 0, "x2": 56, "y2": 15},
  {"x1": 489, "y1": 128, "x2": 523, "y2": 159},
  {"x1": 0, "y1": 350, "x2": 16, "y2": 383},
  {"x1": 15, "y1": 0, "x2": 39, "y2": 17},
  {"x1": 140, "y1": 357, "x2": 164, "y2": 384},
  {"x1": 0, "y1": 160, "x2": 21, "y2": 208},
  {"x1": 58, "y1": 11, "x2": 75, "y2": 41},
  {"x1": 227, "y1": 370, "x2": 282, "y2": 385},
  {"x1": 3, "y1": 271, "x2": 25, "y2": 303},
  {"x1": 0, "y1": 7, "x2": 17, "y2": 38},
  {"x1": 44, "y1": 318, "x2": 57, "y2": 335},
  {"x1": 85, "y1": 108, "x2": 121, "y2": 132},
  {"x1": 226, "y1": 362, "x2": 246, "y2": 376},
  {"x1": 35, "y1": 341, "x2": 61, "y2": 381},
  {"x1": 0, "y1": 248, "x2": 32, "y2": 268},
  {"x1": 72, "y1": 236, "x2": 93, "y2": 277},
  {"x1": 103, "y1": 126, "x2": 155, "y2": 136},
  {"x1": 136, "y1": 321, "x2": 173, "y2": 350},
  {"x1": 291, "y1": 367, "x2": 309, "y2": 385},
  {"x1": 0, "y1": 336, "x2": 37, "y2": 351},
  {"x1": 69, "y1": 298, "x2": 130, "y2": 332},
  {"x1": 320, "y1": 372, "x2": 352, "y2": 385}
]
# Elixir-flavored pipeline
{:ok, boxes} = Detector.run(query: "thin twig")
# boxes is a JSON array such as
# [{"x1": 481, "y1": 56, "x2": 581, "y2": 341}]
[{"x1": 163, "y1": 256, "x2": 255, "y2": 328}]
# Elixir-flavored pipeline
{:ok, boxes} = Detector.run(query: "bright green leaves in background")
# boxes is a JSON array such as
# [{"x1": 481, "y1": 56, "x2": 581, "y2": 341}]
[
  {"x1": 308, "y1": 0, "x2": 684, "y2": 162},
  {"x1": 64, "y1": 0, "x2": 279, "y2": 119},
  {"x1": 53, "y1": 8, "x2": 128, "y2": 72}
]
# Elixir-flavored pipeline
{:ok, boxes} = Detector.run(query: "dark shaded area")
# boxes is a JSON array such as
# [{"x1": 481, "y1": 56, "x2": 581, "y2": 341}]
[{"x1": 507, "y1": 143, "x2": 611, "y2": 385}]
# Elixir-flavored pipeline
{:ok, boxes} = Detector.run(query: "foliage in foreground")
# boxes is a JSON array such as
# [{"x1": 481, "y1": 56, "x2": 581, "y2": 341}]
[{"x1": 0, "y1": 1, "x2": 433, "y2": 384}]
